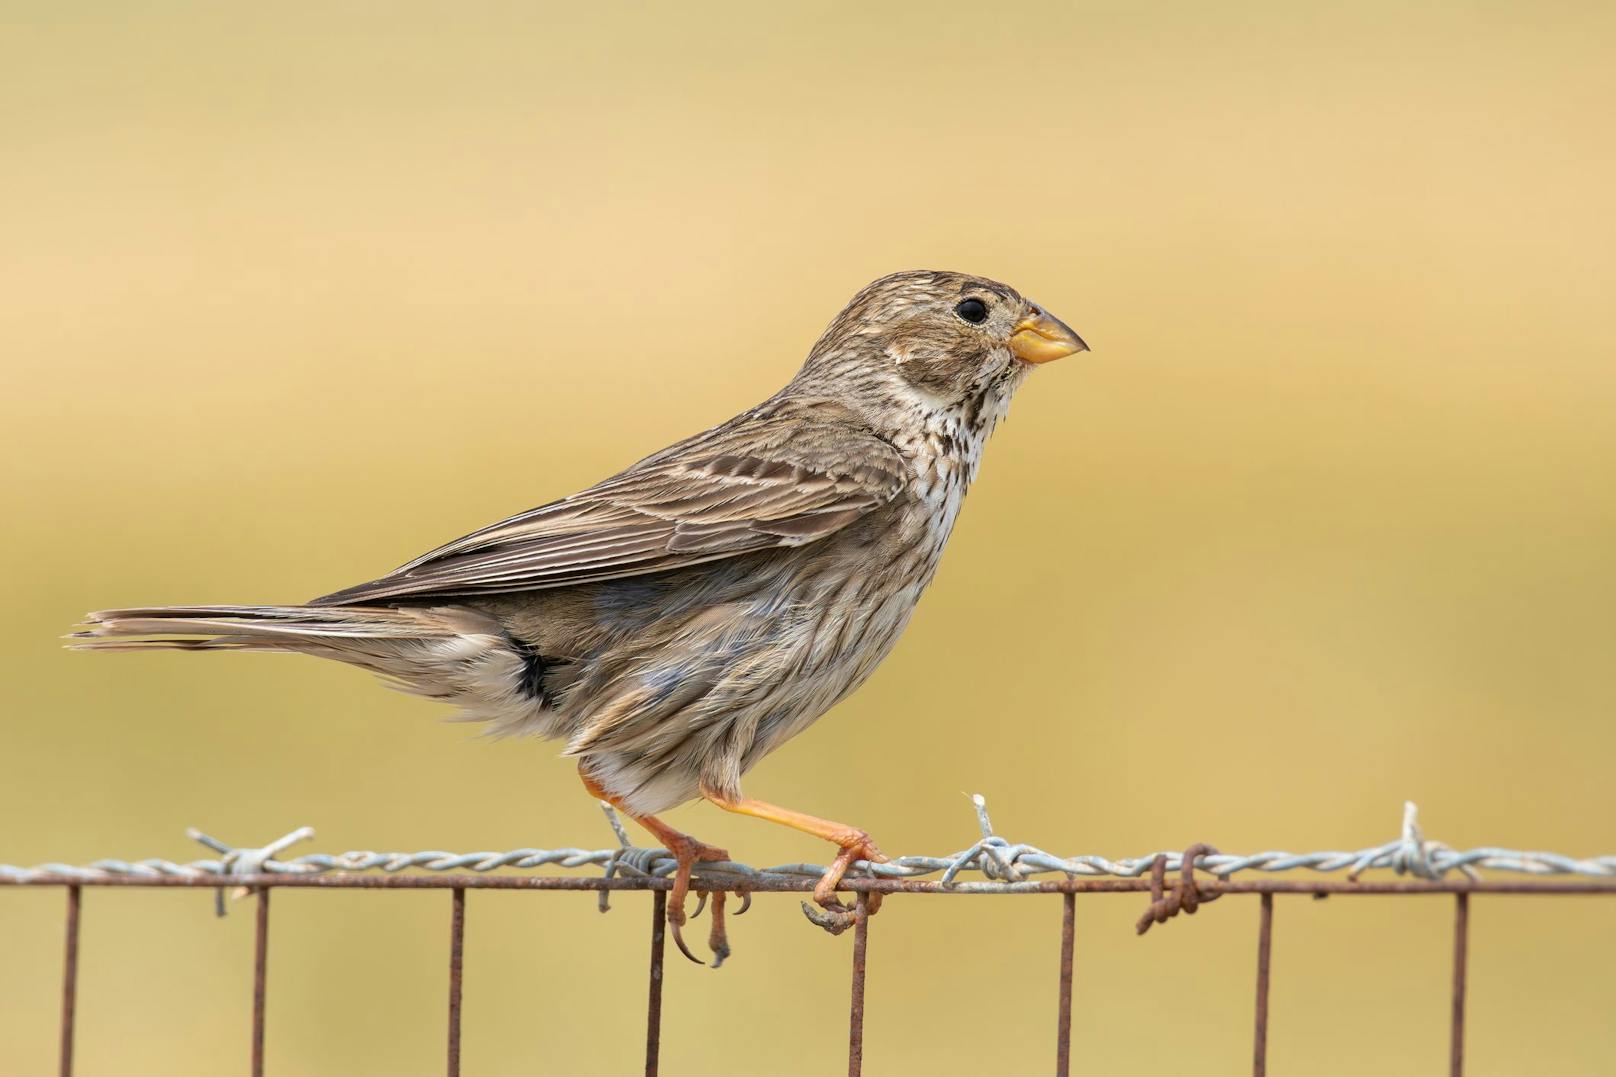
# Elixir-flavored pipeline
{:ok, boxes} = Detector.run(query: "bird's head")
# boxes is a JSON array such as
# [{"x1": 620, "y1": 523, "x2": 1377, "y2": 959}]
[{"x1": 795, "y1": 270, "x2": 1087, "y2": 439}]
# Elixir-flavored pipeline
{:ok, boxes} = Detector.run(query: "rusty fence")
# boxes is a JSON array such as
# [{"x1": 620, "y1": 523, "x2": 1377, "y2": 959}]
[{"x1": 4, "y1": 799, "x2": 1615, "y2": 1077}]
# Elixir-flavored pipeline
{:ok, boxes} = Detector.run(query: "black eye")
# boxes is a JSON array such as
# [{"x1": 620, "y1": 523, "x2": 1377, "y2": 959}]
[{"x1": 954, "y1": 297, "x2": 989, "y2": 324}]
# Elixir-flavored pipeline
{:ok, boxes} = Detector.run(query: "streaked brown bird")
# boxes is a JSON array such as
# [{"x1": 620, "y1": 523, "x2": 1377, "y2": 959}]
[{"x1": 74, "y1": 270, "x2": 1087, "y2": 963}]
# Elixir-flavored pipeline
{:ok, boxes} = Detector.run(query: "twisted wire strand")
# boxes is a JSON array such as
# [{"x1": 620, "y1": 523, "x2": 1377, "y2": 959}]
[{"x1": 5, "y1": 798, "x2": 1614, "y2": 887}]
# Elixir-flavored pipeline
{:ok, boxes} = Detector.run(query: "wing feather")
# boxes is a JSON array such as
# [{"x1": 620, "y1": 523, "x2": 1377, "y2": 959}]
[{"x1": 311, "y1": 411, "x2": 906, "y2": 606}]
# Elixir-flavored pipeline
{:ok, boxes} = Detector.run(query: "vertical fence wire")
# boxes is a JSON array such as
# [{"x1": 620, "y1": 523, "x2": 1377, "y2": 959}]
[
  {"x1": 57, "y1": 884, "x2": 81, "y2": 1077},
  {"x1": 645, "y1": 890, "x2": 667, "y2": 1077},
  {"x1": 847, "y1": 893, "x2": 870, "y2": 1077},
  {"x1": 447, "y1": 888, "x2": 465, "y2": 1077},
  {"x1": 1056, "y1": 892, "x2": 1075, "y2": 1077},
  {"x1": 251, "y1": 888, "x2": 270, "y2": 1077},
  {"x1": 1253, "y1": 892, "x2": 1274, "y2": 1077},
  {"x1": 1450, "y1": 893, "x2": 1469, "y2": 1077}
]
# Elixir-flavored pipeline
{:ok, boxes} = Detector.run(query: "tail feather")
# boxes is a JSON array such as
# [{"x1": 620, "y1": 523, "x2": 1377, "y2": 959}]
[
  {"x1": 72, "y1": 605, "x2": 453, "y2": 649},
  {"x1": 70, "y1": 603, "x2": 558, "y2": 737},
  {"x1": 71, "y1": 605, "x2": 460, "y2": 651}
]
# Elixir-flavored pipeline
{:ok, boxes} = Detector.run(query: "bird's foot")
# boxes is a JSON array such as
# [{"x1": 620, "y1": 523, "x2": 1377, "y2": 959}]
[
  {"x1": 800, "y1": 831, "x2": 888, "y2": 935},
  {"x1": 662, "y1": 832, "x2": 730, "y2": 966}
]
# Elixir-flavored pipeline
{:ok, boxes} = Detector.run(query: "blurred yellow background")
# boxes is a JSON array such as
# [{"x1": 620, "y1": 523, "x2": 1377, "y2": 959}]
[{"x1": 3, "y1": 2, "x2": 1614, "y2": 1073}]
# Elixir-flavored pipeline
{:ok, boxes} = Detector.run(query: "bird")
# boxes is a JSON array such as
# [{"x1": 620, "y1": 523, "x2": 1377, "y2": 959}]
[{"x1": 72, "y1": 269, "x2": 1087, "y2": 964}]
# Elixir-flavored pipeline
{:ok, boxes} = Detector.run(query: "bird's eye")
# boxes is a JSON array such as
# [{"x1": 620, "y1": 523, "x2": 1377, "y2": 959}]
[{"x1": 954, "y1": 297, "x2": 989, "y2": 325}]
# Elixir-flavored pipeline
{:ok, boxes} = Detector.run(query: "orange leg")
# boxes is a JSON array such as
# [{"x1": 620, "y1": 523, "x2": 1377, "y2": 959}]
[
  {"x1": 580, "y1": 767, "x2": 730, "y2": 965},
  {"x1": 702, "y1": 787, "x2": 888, "y2": 929}
]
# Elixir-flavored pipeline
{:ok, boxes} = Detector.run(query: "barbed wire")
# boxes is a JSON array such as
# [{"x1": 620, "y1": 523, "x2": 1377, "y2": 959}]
[{"x1": 4, "y1": 799, "x2": 1614, "y2": 893}]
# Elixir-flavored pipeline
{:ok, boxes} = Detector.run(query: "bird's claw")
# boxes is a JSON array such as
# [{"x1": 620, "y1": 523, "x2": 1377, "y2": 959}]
[
  {"x1": 667, "y1": 910, "x2": 705, "y2": 965},
  {"x1": 799, "y1": 889, "x2": 882, "y2": 935},
  {"x1": 799, "y1": 833, "x2": 887, "y2": 935},
  {"x1": 801, "y1": 899, "x2": 856, "y2": 934}
]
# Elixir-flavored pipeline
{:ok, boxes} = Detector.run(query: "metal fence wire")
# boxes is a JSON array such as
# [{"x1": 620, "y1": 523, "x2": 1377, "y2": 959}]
[{"x1": 4, "y1": 798, "x2": 1615, "y2": 1077}]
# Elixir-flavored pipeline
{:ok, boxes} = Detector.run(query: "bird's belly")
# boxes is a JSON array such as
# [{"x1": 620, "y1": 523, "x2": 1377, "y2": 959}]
[{"x1": 553, "y1": 530, "x2": 945, "y2": 814}]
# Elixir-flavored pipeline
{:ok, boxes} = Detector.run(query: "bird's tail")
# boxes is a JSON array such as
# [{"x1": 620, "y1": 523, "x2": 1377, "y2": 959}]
[
  {"x1": 72, "y1": 604, "x2": 459, "y2": 653},
  {"x1": 71, "y1": 604, "x2": 556, "y2": 734}
]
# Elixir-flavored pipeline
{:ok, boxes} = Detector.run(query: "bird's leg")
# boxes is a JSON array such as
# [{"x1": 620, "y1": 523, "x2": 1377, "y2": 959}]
[
  {"x1": 701, "y1": 788, "x2": 888, "y2": 932},
  {"x1": 580, "y1": 767, "x2": 729, "y2": 965}
]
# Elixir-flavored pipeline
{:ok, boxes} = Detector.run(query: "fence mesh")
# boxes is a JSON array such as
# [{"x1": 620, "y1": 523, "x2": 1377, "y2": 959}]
[{"x1": 4, "y1": 798, "x2": 1614, "y2": 1077}]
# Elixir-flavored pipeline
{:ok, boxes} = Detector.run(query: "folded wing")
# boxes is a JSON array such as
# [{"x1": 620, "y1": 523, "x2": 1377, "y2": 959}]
[{"x1": 312, "y1": 413, "x2": 907, "y2": 605}]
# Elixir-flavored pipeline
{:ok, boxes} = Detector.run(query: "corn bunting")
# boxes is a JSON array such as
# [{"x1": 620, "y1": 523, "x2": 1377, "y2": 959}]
[{"x1": 75, "y1": 270, "x2": 1087, "y2": 963}]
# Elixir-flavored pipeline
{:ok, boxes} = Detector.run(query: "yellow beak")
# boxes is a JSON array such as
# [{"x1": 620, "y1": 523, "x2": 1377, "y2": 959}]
[{"x1": 1008, "y1": 304, "x2": 1088, "y2": 364}]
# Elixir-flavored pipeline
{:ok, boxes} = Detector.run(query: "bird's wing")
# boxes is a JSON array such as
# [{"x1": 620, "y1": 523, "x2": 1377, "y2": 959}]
[{"x1": 311, "y1": 412, "x2": 907, "y2": 605}]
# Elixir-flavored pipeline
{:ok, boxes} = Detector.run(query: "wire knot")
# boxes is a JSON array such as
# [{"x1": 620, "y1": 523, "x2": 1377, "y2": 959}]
[
  {"x1": 1388, "y1": 801, "x2": 1444, "y2": 880},
  {"x1": 941, "y1": 794, "x2": 1028, "y2": 884},
  {"x1": 1135, "y1": 842, "x2": 1224, "y2": 935},
  {"x1": 1346, "y1": 802, "x2": 1475, "y2": 881},
  {"x1": 185, "y1": 825, "x2": 315, "y2": 917},
  {"x1": 186, "y1": 826, "x2": 316, "y2": 876},
  {"x1": 596, "y1": 801, "x2": 663, "y2": 913}
]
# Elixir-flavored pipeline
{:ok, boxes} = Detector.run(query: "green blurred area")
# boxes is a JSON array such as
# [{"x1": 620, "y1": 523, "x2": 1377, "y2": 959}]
[{"x1": 3, "y1": 2, "x2": 1614, "y2": 1073}]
